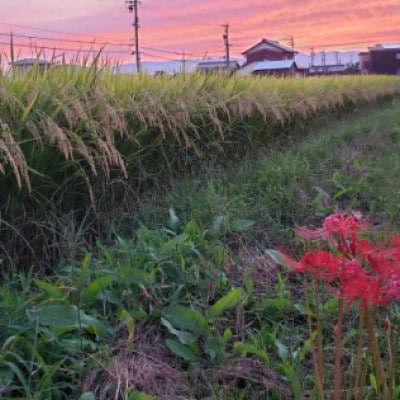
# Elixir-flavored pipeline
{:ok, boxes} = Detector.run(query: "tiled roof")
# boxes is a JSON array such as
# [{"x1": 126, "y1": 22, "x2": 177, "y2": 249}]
[
  {"x1": 242, "y1": 39, "x2": 297, "y2": 55},
  {"x1": 237, "y1": 60, "x2": 296, "y2": 76}
]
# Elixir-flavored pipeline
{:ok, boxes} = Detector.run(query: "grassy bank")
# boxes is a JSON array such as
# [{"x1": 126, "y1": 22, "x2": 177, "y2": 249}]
[
  {"x1": 0, "y1": 94, "x2": 399, "y2": 399},
  {"x1": 138, "y1": 96, "x2": 400, "y2": 245}
]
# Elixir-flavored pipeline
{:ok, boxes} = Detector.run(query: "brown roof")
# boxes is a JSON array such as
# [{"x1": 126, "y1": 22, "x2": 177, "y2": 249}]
[{"x1": 242, "y1": 38, "x2": 298, "y2": 55}]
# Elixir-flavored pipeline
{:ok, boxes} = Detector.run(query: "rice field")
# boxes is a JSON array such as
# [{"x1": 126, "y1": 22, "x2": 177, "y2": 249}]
[{"x1": 1, "y1": 65, "x2": 400, "y2": 271}]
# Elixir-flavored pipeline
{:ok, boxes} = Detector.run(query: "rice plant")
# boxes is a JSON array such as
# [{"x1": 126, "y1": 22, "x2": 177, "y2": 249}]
[{"x1": 1, "y1": 59, "x2": 400, "y2": 272}]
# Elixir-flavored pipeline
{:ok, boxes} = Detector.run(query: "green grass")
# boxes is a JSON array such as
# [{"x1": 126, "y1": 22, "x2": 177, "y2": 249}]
[{"x1": 139, "y1": 97, "x2": 400, "y2": 245}]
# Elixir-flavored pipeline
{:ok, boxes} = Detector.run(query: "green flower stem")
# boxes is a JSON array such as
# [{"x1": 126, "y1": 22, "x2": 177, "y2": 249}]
[
  {"x1": 358, "y1": 338, "x2": 371, "y2": 400},
  {"x1": 314, "y1": 279, "x2": 324, "y2": 389},
  {"x1": 333, "y1": 298, "x2": 344, "y2": 400},
  {"x1": 353, "y1": 307, "x2": 365, "y2": 400},
  {"x1": 304, "y1": 276, "x2": 325, "y2": 399},
  {"x1": 389, "y1": 316, "x2": 400, "y2": 397},
  {"x1": 385, "y1": 317, "x2": 393, "y2": 397},
  {"x1": 366, "y1": 306, "x2": 388, "y2": 399}
]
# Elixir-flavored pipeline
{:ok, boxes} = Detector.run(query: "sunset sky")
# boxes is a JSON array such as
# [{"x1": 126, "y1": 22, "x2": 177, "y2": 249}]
[{"x1": 1, "y1": 0, "x2": 399, "y2": 65}]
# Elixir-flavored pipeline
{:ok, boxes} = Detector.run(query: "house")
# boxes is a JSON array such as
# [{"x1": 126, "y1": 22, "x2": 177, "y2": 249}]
[
  {"x1": 10, "y1": 58, "x2": 52, "y2": 73},
  {"x1": 237, "y1": 59, "x2": 299, "y2": 77},
  {"x1": 367, "y1": 44, "x2": 400, "y2": 75},
  {"x1": 242, "y1": 38, "x2": 297, "y2": 65},
  {"x1": 238, "y1": 38, "x2": 298, "y2": 76},
  {"x1": 197, "y1": 60, "x2": 239, "y2": 74}
]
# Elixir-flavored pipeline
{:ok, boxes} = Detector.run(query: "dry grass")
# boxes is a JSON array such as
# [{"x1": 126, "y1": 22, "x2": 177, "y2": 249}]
[
  {"x1": 210, "y1": 356, "x2": 291, "y2": 397},
  {"x1": 83, "y1": 320, "x2": 292, "y2": 400},
  {"x1": 83, "y1": 323, "x2": 193, "y2": 400}
]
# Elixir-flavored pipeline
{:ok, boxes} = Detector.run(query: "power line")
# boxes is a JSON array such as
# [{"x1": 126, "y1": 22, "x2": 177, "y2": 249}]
[
  {"x1": 141, "y1": 41, "x2": 225, "y2": 55},
  {"x1": 0, "y1": 24, "x2": 231, "y2": 62},
  {"x1": 140, "y1": 51, "x2": 178, "y2": 61},
  {"x1": 0, "y1": 37, "x2": 225, "y2": 64},
  {"x1": 0, "y1": 32, "x2": 130, "y2": 47},
  {"x1": 306, "y1": 40, "x2": 377, "y2": 51},
  {"x1": 0, "y1": 32, "x2": 216, "y2": 58},
  {"x1": 0, "y1": 40, "x2": 129, "y2": 55},
  {"x1": 141, "y1": 45, "x2": 185, "y2": 56},
  {"x1": 141, "y1": 47, "x2": 195, "y2": 60},
  {"x1": 1, "y1": 21, "x2": 385, "y2": 66},
  {"x1": 0, "y1": 21, "x2": 129, "y2": 44}
]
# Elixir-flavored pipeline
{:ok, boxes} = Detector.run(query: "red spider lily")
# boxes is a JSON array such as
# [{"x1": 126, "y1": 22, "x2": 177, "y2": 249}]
[
  {"x1": 296, "y1": 225, "x2": 329, "y2": 241},
  {"x1": 358, "y1": 241, "x2": 400, "y2": 282},
  {"x1": 297, "y1": 213, "x2": 368, "y2": 257},
  {"x1": 272, "y1": 212, "x2": 400, "y2": 399},
  {"x1": 323, "y1": 213, "x2": 363, "y2": 237},
  {"x1": 300, "y1": 251, "x2": 342, "y2": 280},
  {"x1": 339, "y1": 272, "x2": 385, "y2": 309},
  {"x1": 381, "y1": 272, "x2": 400, "y2": 305},
  {"x1": 278, "y1": 213, "x2": 400, "y2": 308},
  {"x1": 274, "y1": 250, "x2": 304, "y2": 274},
  {"x1": 338, "y1": 258, "x2": 365, "y2": 282}
]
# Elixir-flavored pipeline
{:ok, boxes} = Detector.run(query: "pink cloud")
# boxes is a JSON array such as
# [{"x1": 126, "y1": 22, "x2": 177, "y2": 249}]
[{"x1": 1, "y1": 0, "x2": 399, "y2": 65}]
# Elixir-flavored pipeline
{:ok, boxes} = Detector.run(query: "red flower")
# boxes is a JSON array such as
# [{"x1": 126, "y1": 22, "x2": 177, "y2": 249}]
[
  {"x1": 274, "y1": 250, "x2": 305, "y2": 274},
  {"x1": 381, "y1": 271, "x2": 400, "y2": 305},
  {"x1": 340, "y1": 273, "x2": 385, "y2": 308},
  {"x1": 296, "y1": 225, "x2": 329, "y2": 241},
  {"x1": 323, "y1": 213, "x2": 363, "y2": 237},
  {"x1": 276, "y1": 212, "x2": 400, "y2": 308},
  {"x1": 300, "y1": 251, "x2": 342, "y2": 280}
]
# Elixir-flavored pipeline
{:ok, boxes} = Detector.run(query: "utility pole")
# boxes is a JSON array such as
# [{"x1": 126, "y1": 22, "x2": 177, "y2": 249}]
[
  {"x1": 222, "y1": 23, "x2": 230, "y2": 70},
  {"x1": 181, "y1": 51, "x2": 186, "y2": 74},
  {"x1": 289, "y1": 36, "x2": 294, "y2": 50},
  {"x1": 125, "y1": 0, "x2": 141, "y2": 73},
  {"x1": 310, "y1": 47, "x2": 315, "y2": 67}
]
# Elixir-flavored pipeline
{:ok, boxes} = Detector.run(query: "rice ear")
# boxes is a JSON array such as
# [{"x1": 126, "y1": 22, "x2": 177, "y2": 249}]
[{"x1": 0, "y1": 119, "x2": 31, "y2": 191}]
